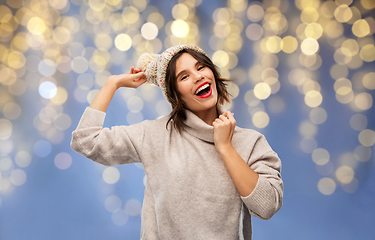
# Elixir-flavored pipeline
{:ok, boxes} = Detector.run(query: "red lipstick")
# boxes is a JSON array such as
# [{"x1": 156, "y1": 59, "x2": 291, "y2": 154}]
[{"x1": 195, "y1": 83, "x2": 212, "y2": 98}]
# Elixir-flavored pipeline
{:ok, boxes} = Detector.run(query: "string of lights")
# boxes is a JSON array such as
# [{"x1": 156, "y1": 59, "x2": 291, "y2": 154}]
[{"x1": 0, "y1": 0, "x2": 374, "y2": 238}]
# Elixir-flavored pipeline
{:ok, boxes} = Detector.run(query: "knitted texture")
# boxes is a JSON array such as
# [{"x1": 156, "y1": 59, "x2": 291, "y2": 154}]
[
  {"x1": 136, "y1": 44, "x2": 209, "y2": 99},
  {"x1": 70, "y1": 106, "x2": 284, "y2": 239}
]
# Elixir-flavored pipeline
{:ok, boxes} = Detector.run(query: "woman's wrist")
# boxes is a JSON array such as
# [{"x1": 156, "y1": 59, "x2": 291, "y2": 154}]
[
  {"x1": 216, "y1": 143, "x2": 234, "y2": 155},
  {"x1": 105, "y1": 76, "x2": 121, "y2": 90},
  {"x1": 88, "y1": 77, "x2": 118, "y2": 112}
]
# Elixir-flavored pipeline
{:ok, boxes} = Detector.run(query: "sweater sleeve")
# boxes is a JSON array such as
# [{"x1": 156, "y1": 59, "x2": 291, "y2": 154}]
[
  {"x1": 70, "y1": 107, "x2": 145, "y2": 166},
  {"x1": 240, "y1": 133, "x2": 283, "y2": 220}
]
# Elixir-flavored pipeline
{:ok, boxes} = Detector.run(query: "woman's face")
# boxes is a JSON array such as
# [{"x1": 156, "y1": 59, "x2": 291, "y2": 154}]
[{"x1": 175, "y1": 53, "x2": 218, "y2": 113}]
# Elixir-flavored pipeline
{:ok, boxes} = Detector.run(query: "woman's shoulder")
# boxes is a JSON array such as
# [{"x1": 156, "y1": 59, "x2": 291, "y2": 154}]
[
  {"x1": 146, "y1": 114, "x2": 170, "y2": 126},
  {"x1": 123, "y1": 114, "x2": 170, "y2": 132},
  {"x1": 234, "y1": 125, "x2": 263, "y2": 139}
]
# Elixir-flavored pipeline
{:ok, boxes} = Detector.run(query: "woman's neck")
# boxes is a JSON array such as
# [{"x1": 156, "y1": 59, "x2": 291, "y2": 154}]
[{"x1": 190, "y1": 105, "x2": 218, "y2": 126}]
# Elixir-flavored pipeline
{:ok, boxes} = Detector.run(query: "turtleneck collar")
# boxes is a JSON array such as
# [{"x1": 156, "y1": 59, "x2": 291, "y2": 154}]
[{"x1": 183, "y1": 104, "x2": 228, "y2": 143}]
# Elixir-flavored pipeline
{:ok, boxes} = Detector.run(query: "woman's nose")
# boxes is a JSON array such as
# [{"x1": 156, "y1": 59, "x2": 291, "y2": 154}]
[{"x1": 193, "y1": 72, "x2": 203, "y2": 82}]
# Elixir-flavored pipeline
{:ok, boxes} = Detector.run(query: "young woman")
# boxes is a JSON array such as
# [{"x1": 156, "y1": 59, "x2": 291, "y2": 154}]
[{"x1": 70, "y1": 44, "x2": 283, "y2": 239}]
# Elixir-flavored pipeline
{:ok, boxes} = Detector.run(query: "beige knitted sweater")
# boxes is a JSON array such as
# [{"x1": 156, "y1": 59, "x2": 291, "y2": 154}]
[{"x1": 70, "y1": 104, "x2": 283, "y2": 240}]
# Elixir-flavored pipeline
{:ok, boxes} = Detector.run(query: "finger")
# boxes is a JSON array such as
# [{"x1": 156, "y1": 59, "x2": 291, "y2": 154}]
[
  {"x1": 223, "y1": 111, "x2": 232, "y2": 118},
  {"x1": 133, "y1": 78, "x2": 147, "y2": 87},
  {"x1": 214, "y1": 118, "x2": 223, "y2": 124},
  {"x1": 219, "y1": 115, "x2": 230, "y2": 123},
  {"x1": 132, "y1": 72, "x2": 145, "y2": 80},
  {"x1": 213, "y1": 119, "x2": 223, "y2": 127},
  {"x1": 226, "y1": 111, "x2": 235, "y2": 120},
  {"x1": 226, "y1": 111, "x2": 236, "y2": 126}
]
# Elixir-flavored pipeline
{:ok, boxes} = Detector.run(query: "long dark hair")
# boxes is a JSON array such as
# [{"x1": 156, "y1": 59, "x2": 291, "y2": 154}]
[{"x1": 165, "y1": 49, "x2": 232, "y2": 133}]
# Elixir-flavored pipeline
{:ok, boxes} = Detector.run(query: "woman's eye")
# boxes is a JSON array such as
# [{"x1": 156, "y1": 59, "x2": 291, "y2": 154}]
[{"x1": 180, "y1": 66, "x2": 204, "y2": 80}]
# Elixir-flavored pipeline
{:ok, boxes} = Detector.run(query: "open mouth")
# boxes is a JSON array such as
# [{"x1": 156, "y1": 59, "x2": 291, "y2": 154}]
[{"x1": 195, "y1": 83, "x2": 212, "y2": 98}]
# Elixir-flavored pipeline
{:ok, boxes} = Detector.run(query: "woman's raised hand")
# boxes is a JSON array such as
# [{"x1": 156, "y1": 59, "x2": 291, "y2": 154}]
[
  {"x1": 108, "y1": 66, "x2": 147, "y2": 89},
  {"x1": 88, "y1": 67, "x2": 146, "y2": 112},
  {"x1": 213, "y1": 111, "x2": 236, "y2": 150}
]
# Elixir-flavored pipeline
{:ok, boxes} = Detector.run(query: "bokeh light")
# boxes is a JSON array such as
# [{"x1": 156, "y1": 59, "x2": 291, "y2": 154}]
[
  {"x1": 39, "y1": 81, "x2": 57, "y2": 99},
  {"x1": 9, "y1": 169, "x2": 27, "y2": 186},
  {"x1": 358, "y1": 129, "x2": 375, "y2": 147},
  {"x1": 103, "y1": 167, "x2": 120, "y2": 184},
  {"x1": 301, "y1": 38, "x2": 319, "y2": 55},
  {"x1": 318, "y1": 177, "x2": 336, "y2": 195},
  {"x1": 105, "y1": 195, "x2": 122, "y2": 212},
  {"x1": 171, "y1": 19, "x2": 189, "y2": 38},
  {"x1": 15, "y1": 151, "x2": 32, "y2": 168},
  {"x1": 111, "y1": 209, "x2": 128, "y2": 226},
  {"x1": 0, "y1": 0, "x2": 374, "y2": 239},
  {"x1": 33, "y1": 140, "x2": 52, "y2": 158},
  {"x1": 125, "y1": 199, "x2": 142, "y2": 216},
  {"x1": 312, "y1": 148, "x2": 330, "y2": 165},
  {"x1": 0, "y1": 118, "x2": 12, "y2": 140},
  {"x1": 54, "y1": 152, "x2": 72, "y2": 170}
]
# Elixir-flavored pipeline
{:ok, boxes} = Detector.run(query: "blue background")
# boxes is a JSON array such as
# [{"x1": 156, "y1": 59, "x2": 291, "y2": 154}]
[{"x1": 0, "y1": 0, "x2": 374, "y2": 240}]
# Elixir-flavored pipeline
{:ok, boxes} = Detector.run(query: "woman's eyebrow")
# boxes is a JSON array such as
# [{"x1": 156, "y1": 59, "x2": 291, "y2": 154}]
[{"x1": 176, "y1": 61, "x2": 201, "y2": 80}]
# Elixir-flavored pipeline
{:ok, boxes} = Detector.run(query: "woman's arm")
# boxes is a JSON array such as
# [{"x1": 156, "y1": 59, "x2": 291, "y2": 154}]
[
  {"x1": 89, "y1": 67, "x2": 146, "y2": 112},
  {"x1": 213, "y1": 111, "x2": 283, "y2": 220},
  {"x1": 216, "y1": 144, "x2": 259, "y2": 197},
  {"x1": 70, "y1": 67, "x2": 147, "y2": 166},
  {"x1": 213, "y1": 111, "x2": 259, "y2": 197}
]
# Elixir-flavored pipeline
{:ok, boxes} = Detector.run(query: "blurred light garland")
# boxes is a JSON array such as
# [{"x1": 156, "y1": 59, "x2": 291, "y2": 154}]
[{"x1": 0, "y1": 0, "x2": 374, "y2": 228}]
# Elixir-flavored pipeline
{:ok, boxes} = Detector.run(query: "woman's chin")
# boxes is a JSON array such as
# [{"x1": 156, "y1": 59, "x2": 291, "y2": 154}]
[{"x1": 188, "y1": 99, "x2": 217, "y2": 112}]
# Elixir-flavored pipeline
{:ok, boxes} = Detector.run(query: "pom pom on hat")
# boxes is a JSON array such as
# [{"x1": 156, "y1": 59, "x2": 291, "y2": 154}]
[
  {"x1": 136, "y1": 53, "x2": 158, "y2": 73},
  {"x1": 135, "y1": 44, "x2": 208, "y2": 99}
]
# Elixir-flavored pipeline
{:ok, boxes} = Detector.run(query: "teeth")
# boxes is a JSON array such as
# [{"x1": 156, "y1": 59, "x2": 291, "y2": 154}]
[{"x1": 195, "y1": 83, "x2": 209, "y2": 95}]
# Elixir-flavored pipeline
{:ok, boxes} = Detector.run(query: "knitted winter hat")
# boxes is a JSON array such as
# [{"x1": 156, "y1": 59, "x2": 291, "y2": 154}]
[{"x1": 136, "y1": 44, "x2": 209, "y2": 99}]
